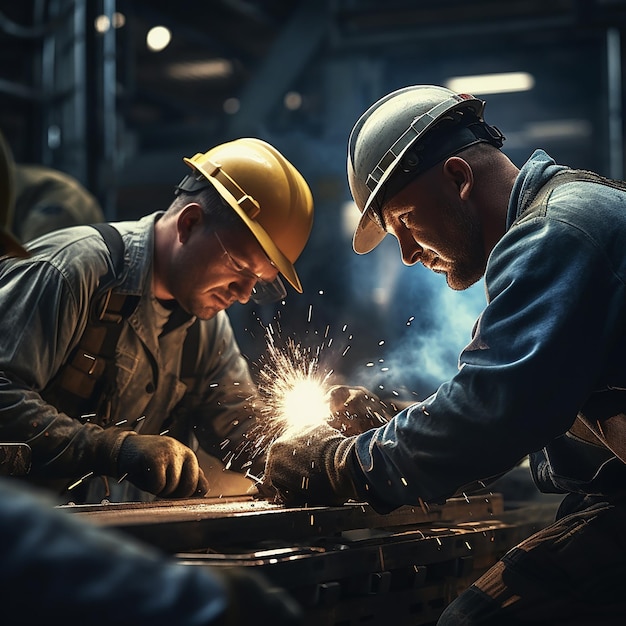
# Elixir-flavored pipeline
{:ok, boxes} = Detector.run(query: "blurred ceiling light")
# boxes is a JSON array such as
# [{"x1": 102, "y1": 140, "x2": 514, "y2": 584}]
[
  {"x1": 223, "y1": 97, "x2": 240, "y2": 114},
  {"x1": 445, "y1": 72, "x2": 535, "y2": 95},
  {"x1": 112, "y1": 12, "x2": 126, "y2": 29},
  {"x1": 94, "y1": 15, "x2": 110, "y2": 33},
  {"x1": 166, "y1": 59, "x2": 233, "y2": 80},
  {"x1": 94, "y1": 12, "x2": 126, "y2": 33},
  {"x1": 146, "y1": 26, "x2": 172, "y2": 52},
  {"x1": 284, "y1": 91, "x2": 303, "y2": 110},
  {"x1": 524, "y1": 119, "x2": 592, "y2": 140}
]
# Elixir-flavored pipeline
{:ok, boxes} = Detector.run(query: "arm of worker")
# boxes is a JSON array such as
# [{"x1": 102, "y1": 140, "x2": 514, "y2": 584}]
[
  {"x1": 173, "y1": 311, "x2": 268, "y2": 479},
  {"x1": 266, "y1": 200, "x2": 626, "y2": 512},
  {"x1": 0, "y1": 235, "x2": 128, "y2": 479},
  {"x1": 0, "y1": 234, "x2": 207, "y2": 498},
  {"x1": 0, "y1": 478, "x2": 301, "y2": 625}
]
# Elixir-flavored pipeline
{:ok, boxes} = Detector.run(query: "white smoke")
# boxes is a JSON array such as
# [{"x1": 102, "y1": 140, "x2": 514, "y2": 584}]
[{"x1": 346, "y1": 244, "x2": 487, "y2": 400}]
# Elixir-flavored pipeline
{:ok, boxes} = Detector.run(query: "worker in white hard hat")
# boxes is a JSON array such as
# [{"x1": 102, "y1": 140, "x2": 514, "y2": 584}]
[
  {"x1": 0, "y1": 137, "x2": 316, "y2": 503},
  {"x1": 265, "y1": 85, "x2": 626, "y2": 624}
]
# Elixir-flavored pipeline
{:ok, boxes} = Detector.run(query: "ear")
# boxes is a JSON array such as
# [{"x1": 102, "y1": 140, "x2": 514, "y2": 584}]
[
  {"x1": 176, "y1": 203, "x2": 205, "y2": 244},
  {"x1": 442, "y1": 156, "x2": 473, "y2": 201}
]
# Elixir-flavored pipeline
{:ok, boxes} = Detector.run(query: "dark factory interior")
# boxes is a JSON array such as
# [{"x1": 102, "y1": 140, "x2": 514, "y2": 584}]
[
  {"x1": 2, "y1": 1, "x2": 626, "y2": 624},
  {"x1": 5, "y1": 0, "x2": 626, "y2": 395}
]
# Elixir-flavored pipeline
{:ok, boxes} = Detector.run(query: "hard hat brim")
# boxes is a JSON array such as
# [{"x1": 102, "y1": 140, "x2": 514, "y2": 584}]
[
  {"x1": 353, "y1": 206, "x2": 387, "y2": 255},
  {"x1": 352, "y1": 144, "x2": 406, "y2": 255}
]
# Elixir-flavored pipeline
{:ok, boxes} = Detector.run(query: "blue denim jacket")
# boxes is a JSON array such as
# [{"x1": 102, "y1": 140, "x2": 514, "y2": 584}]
[
  {"x1": 348, "y1": 150, "x2": 626, "y2": 511},
  {"x1": 0, "y1": 213, "x2": 262, "y2": 492}
]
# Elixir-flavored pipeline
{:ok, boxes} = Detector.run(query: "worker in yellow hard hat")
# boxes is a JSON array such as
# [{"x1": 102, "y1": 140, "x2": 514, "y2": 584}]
[
  {"x1": 0, "y1": 137, "x2": 314, "y2": 503},
  {"x1": 1, "y1": 135, "x2": 304, "y2": 625}
]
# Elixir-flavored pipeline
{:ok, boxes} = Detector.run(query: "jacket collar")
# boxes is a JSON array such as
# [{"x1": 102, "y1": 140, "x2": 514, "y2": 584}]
[{"x1": 506, "y1": 149, "x2": 568, "y2": 229}]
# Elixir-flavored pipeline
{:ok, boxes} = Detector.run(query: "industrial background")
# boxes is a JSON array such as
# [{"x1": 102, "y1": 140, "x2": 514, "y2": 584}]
[
  {"x1": 2, "y1": 0, "x2": 625, "y2": 406},
  {"x1": 3, "y1": 2, "x2": 620, "y2": 623}
]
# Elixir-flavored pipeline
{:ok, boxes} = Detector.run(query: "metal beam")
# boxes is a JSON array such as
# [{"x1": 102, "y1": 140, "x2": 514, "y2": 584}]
[{"x1": 226, "y1": 0, "x2": 329, "y2": 137}]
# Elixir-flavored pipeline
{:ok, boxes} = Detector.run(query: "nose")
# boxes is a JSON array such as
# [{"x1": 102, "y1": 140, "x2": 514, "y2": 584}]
[
  {"x1": 230, "y1": 277, "x2": 256, "y2": 304},
  {"x1": 397, "y1": 232, "x2": 422, "y2": 266}
]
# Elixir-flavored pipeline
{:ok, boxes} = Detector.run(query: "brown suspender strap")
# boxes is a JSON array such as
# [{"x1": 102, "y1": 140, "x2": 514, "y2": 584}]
[
  {"x1": 46, "y1": 225, "x2": 139, "y2": 423},
  {"x1": 56, "y1": 292, "x2": 130, "y2": 405}
]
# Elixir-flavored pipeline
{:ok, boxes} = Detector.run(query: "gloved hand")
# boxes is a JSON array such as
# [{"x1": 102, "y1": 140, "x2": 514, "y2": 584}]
[
  {"x1": 214, "y1": 566, "x2": 302, "y2": 626},
  {"x1": 116, "y1": 434, "x2": 209, "y2": 498},
  {"x1": 326, "y1": 385, "x2": 391, "y2": 436},
  {"x1": 264, "y1": 423, "x2": 359, "y2": 507}
]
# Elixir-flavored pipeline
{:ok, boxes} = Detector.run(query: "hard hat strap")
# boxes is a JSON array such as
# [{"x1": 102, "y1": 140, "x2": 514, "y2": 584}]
[
  {"x1": 365, "y1": 97, "x2": 467, "y2": 194},
  {"x1": 374, "y1": 119, "x2": 505, "y2": 216},
  {"x1": 176, "y1": 164, "x2": 261, "y2": 220}
]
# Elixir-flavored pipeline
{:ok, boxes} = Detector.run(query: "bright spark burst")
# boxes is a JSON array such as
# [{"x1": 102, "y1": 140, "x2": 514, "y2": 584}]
[
  {"x1": 242, "y1": 305, "x2": 412, "y2": 479},
  {"x1": 257, "y1": 335, "x2": 333, "y2": 435}
]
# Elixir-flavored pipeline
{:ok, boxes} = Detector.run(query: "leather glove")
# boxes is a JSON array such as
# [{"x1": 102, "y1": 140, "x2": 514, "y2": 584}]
[
  {"x1": 264, "y1": 423, "x2": 359, "y2": 507},
  {"x1": 326, "y1": 385, "x2": 391, "y2": 436},
  {"x1": 116, "y1": 434, "x2": 209, "y2": 498},
  {"x1": 214, "y1": 566, "x2": 302, "y2": 626}
]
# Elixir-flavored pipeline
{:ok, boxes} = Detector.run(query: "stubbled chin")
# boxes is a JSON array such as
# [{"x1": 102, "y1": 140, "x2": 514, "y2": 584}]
[
  {"x1": 195, "y1": 311, "x2": 218, "y2": 321},
  {"x1": 183, "y1": 299, "x2": 222, "y2": 320}
]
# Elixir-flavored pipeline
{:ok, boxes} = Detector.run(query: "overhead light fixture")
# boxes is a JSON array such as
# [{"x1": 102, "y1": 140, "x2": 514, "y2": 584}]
[
  {"x1": 284, "y1": 91, "x2": 303, "y2": 111},
  {"x1": 94, "y1": 12, "x2": 125, "y2": 33},
  {"x1": 166, "y1": 59, "x2": 233, "y2": 80},
  {"x1": 445, "y1": 72, "x2": 535, "y2": 95},
  {"x1": 146, "y1": 26, "x2": 172, "y2": 52},
  {"x1": 524, "y1": 119, "x2": 592, "y2": 140},
  {"x1": 223, "y1": 97, "x2": 240, "y2": 114}
]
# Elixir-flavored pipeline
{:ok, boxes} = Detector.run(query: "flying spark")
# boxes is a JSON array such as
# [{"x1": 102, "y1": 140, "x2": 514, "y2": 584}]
[{"x1": 256, "y1": 334, "x2": 334, "y2": 436}]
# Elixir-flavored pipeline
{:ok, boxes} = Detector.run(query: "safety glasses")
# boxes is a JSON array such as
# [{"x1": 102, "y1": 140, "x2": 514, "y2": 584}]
[{"x1": 213, "y1": 231, "x2": 287, "y2": 305}]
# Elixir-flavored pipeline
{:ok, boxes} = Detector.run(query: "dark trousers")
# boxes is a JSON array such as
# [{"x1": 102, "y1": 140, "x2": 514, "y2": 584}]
[{"x1": 437, "y1": 495, "x2": 626, "y2": 625}]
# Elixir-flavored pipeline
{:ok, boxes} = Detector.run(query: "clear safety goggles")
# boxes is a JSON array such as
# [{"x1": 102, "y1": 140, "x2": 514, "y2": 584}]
[{"x1": 213, "y1": 231, "x2": 287, "y2": 305}]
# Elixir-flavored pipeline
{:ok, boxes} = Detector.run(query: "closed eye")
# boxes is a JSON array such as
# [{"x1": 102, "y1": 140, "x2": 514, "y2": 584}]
[{"x1": 399, "y1": 213, "x2": 412, "y2": 228}]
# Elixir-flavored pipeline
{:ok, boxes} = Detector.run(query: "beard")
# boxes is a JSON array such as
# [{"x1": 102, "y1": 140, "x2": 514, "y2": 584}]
[{"x1": 441, "y1": 205, "x2": 487, "y2": 291}]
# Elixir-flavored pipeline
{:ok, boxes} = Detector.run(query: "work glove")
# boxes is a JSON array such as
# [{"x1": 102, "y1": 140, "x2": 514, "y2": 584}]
[
  {"x1": 264, "y1": 422, "x2": 359, "y2": 507},
  {"x1": 116, "y1": 433, "x2": 210, "y2": 498},
  {"x1": 214, "y1": 566, "x2": 302, "y2": 626},
  {"x1": 326, "y1": 384, "x2": 391, "y2": 436}
]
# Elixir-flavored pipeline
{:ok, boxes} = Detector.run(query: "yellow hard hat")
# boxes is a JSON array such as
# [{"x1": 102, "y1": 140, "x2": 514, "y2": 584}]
[
  {"x1": 0, "y1": 130, "x2": 28, "y2": 257},
  {"x1": 180, "y1": 138, "x2": 313, "y2": 293}
]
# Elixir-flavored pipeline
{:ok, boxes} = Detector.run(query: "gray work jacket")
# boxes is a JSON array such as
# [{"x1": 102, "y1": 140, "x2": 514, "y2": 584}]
[
  {"x1": 346, "y1": 150, "x2": 626, "y2": 511},
  {"x1": 0, "y1": 213, "x2": 262, "y2": 495}
]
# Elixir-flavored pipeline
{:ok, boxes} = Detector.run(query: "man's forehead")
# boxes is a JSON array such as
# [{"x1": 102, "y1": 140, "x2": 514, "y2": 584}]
[
  {"x1": 221, "y1": 227, "x2": 277, "y2": 272},
  {"x1": 381, "y1": 183, "x2": 421, "y2": 215}
]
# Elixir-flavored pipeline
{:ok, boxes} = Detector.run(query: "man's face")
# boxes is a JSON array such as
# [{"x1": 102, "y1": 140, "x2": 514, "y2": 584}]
[
  {"x1": 168, "y1": 220, "x2": 280, "y2": 319},
  {"x1": 380, "y1": 165, "x2": 486, "y2": 291}
]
